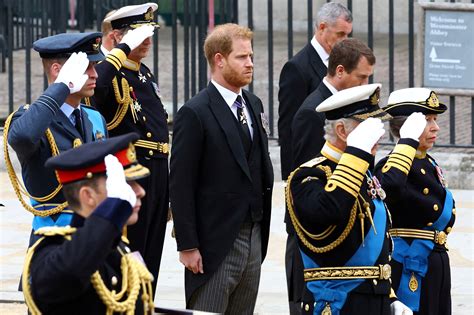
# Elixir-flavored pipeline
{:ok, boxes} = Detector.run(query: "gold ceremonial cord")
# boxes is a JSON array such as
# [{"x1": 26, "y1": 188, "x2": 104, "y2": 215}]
[
  {"x1": 285, "y1": 165, "x2": 357, "y2": 253},
  {"x1": 106, "y1": 77, "x2": 131, "y2": 131},
  {"x1": 22, "y1": 236, "x2": 46, "y2": 315},
  {"x1": 91, "y1": 253, "x2": 154, "y2": 315},
  {"x1": 3, "y1": 111, "x2": 68, "y2": 217}
]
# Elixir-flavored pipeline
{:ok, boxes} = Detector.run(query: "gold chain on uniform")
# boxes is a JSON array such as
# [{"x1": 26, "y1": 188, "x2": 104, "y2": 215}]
[
  {"x1": 106, "y1": 77, "x2": 132, "y2": 130},
  {"x1": 3, "y1": 111, "x2": 68, "y2": 217},
  {"x1": 285, "y1": 164, "x2": 357, "y2": 253},
  {"x1": 22, "y1": 233, "x2": 154, "y2": 315}
]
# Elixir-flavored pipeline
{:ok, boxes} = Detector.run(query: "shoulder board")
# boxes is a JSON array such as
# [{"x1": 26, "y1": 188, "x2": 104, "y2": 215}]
[
  {"x1": 299, "y1": 156, "x2": 327, "y2": 169},
  {"x1": 23, "y1": 104, "x2": 31, "y2": 110},
  {"x1": 34, "y1": 225, "x2": 77, "y2": 237},
  {"x1": 81, "y1": 104, "x2": 99, "y2": 111}
]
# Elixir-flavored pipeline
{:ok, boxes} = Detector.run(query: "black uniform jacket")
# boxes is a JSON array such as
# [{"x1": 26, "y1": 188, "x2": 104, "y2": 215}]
[
  {"x1": 92, "y1": 44, "x2": 169, "y2": 160},
  {"x1": 8, "y1": 83, "x2": 107, "y2": 205},
  {"x1": 278, "y1": 43, "x2": 327, "y2": 179},
  {"x1": 374, "y1": 138, "x2": 456, "y2": 233},
  {"x1": 291, "y1": 81, "x2": 332, "y2": 170},
  {"x1": 27, "y1": 198, "x2": 147, "y2": 314},
  {"x1": 288, "y1": 144, "x2": 392, "y2": 314},
  {"x1": 170, "y1": 83, "x2": 274, "y2": 302}
]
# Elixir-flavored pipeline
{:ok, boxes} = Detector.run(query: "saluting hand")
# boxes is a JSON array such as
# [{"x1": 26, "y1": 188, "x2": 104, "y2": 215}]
[
  {"x1": 347, "y1": 117, "x2": 385, "y2": 154},
  {"x1": 120, "y1": 24, "x2": 155, "y2": 51},
  {"x1": 400, "y1": 112, "x2": 426, "y2": 141},
  {"x1": 54, "y1": 52, "x2": 89, "y2": 94},
  {"x1": 104, "y1": 154, "x2": 136, "y2": 207},
  {"x1": 179, "y1": 249, "x2": 204, "y2": 274}
]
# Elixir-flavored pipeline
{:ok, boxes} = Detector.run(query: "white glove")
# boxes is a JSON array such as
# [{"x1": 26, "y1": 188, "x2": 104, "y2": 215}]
[
  {"x1": 346, "y1": 117, "x2": 385, "y2": 153},
  {"x1": 105, "y1": 154, "x2": 136, "y2": 208},
  {"x1": 390, "y1": 300, "x2": 413, "y2": 315},
  {"x1": 399, "y1": 112, "x2": 426, "y2": 141},
  {"x1": 120, "y1": 25, "x2": 155, "y2": 51},
  {"x1": 54, "y1": 52, "x2": 89, "y2": 94}
]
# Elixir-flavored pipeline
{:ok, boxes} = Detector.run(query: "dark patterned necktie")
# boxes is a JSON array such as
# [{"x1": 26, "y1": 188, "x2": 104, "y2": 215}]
[
  {"x1": 73, "y1": 108, "x2": 85, "y2": 139},
  {"x1": 234, "y1": 95, "x2": 252, "y2": 142}
]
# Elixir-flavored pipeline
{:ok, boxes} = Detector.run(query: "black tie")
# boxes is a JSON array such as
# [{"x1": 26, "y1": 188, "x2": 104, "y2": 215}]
[
  {"x1": 73, "y1": 108, "x2": 85, "y2": 139},
  {"x1": 234, "y1": 95, "x2": 252, "y2": 141}
]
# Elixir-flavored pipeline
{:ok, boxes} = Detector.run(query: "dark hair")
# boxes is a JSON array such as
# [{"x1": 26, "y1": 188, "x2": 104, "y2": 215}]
[
  {"x1": 62, "y1": 175, "x2": 105, "y2": 210},
  {"x1": 328, "y1": 38, "x2": 376, "y2": 76},
  {"x1": 388, "y1": 116, "x2": 408, "y2": 139}
]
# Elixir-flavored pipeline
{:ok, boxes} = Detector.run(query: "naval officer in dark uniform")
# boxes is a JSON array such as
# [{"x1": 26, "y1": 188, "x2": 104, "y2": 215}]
[
  {"x1": 91, "y1": 3, "x2": 169, "y2": 293},
  {"x1": 374, "y1": 88, "x2": 455, "y2": 315},
  {"x1": 22, "y1": 133, "x2": 154, "y2": 314},
  {"x1": 286, "y1": 84, "x2": 412, "y2": 315},
  {"x1": 6, "y1": 32, "x2": 107, "y2": 238}
]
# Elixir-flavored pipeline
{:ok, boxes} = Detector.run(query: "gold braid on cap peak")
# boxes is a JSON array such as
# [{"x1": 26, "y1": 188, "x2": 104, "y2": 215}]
[{"x1": 370, "y1": 87, "x2": 381, "y2": 106}]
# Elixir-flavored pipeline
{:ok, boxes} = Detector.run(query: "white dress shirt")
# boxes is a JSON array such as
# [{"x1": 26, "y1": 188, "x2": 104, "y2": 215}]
[{"x1": 311, "y1": 36, "x2": 330, "y2": 68}]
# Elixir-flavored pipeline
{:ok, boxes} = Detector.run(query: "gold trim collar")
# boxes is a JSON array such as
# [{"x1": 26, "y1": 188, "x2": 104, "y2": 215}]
[
  {"x1": 123, "y1": 59, "x2": 140, "y2": 71},
  {"x1": 415, "y1": 150, "x2": 427, "y2": 159},
  {"x1": 321, "y1": 141, "x2": 342, "y2": 163}
]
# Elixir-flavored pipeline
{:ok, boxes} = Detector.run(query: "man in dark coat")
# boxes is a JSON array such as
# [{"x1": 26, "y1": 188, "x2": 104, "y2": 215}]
[
  {"x1": 22, "y1": 133, "x2": 154, "y2": 314},
  {"x1": 292, "y1": 38, "x2": 376, "y2": 169},
  {"x1": 277, "y1": 4, "x2": 352, "y2": 312},
  {"x1": 6, "y1": 32, "x2": 107, "y2": 238},
  {"x1": 170, "y1": 23, "x2": 274, "y2": 314},
  {"x1": 91, "y1": 3, "x2": 169, "y2": 293}
]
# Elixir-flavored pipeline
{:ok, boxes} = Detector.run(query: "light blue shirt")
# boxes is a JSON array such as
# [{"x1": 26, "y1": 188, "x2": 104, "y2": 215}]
[{"x1": 60, "y1": 103, "x2": 81, "y2": 126}]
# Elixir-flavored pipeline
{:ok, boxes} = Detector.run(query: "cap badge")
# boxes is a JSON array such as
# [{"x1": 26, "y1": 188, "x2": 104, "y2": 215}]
[
  {"x1": 427, "y1": 91, "x2": 440, "y2": 108},
  {"x1": 144, "y1": 7, "x2": 154, "y2": 21},
  {"x1": 369, "y1": 87, "x2": 380, "y2": 105},
  {"x1": 127, "y1": 143, "x2": 137, "y2": 162},
  {"x1": 73, "y1": 138, "x2": 83, "y2": 148},
  {"x1": 92, "y1": 38, "x2": 101, "y2": 51}
]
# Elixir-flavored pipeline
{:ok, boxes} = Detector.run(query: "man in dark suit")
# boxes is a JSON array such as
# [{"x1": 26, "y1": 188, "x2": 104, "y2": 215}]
[
  {"x1": 170, "y1": 23, "x2": 274, "y2": 314},
  {"x1": 292, "y1": 38, "x2": 376, "y2": 169},
  {"x1": 277, "y1": 3, "x2": 352, "y2": 313},
  {"x1": 91, "y1": 3, "x2": 168, "y2": 293},
  {"x1": 6, "y1": 33, "x2": 107, "y2": 239}
]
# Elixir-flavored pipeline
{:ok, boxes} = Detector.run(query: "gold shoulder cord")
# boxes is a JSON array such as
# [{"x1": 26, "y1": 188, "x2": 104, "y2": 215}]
[
  {"x1": 285, "y1": 164, "x2": 358, "y2": 253},
  {"x1": 23, "y1": 234, "x2": 154, "y2": 315},
  {"x1": 91, "y1": 252, "x2": 154, "y2": 314},
  {"x1": 3, "y1": 111, "x2": 68, "y2": 217},
  {"x1": 106, "y1": 77, "x2": 132, "y2": 131}
]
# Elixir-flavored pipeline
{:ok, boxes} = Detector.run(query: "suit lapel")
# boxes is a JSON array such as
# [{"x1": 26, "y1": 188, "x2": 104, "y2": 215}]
[
  {"x1": 243, "y1": 91, "x2": 266, "y2": 153},
  {"x1": 55, "y1": 110, "x2": 82, "y2": 140},
  {"x1": 307, "y1": 44, "x2": 327, "y2": 80},
  {"x1": 81, "y1": 108, "x2": 94, "y2": 143},
  {"x1": 207, "y1": 83, "x2": 252, "y2": 181}
]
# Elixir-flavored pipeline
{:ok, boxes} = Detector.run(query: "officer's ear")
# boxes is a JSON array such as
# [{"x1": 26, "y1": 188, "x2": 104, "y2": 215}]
[
  {"x1": 335, "y1": 121, "x2": 349, "y2": 142},
  {"x1": 77, "y1": 185, "x2": 101, "y2": 217}
]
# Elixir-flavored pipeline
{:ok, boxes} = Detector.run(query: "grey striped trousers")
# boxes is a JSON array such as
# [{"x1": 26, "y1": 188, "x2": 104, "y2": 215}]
[{"x1": 189, "y1": 222, "x2": 262, "y2": 314}]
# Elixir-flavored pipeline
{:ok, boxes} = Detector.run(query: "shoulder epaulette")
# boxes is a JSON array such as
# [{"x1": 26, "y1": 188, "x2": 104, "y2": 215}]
[
  {"x1": 300, "y1": 156, "x2": 327, "y2": 169},
  {"x1": 34, "y1": 225, "x2": 77, "y2": 237}
]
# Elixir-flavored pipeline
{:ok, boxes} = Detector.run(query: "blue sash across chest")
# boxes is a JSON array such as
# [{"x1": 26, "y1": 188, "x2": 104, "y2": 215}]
[
  {"x1": 392, "y1": 188, "x2": 453, "y2": 311},
  {"x1": 300, "y1": 197, "x2": 387, "y2": 315}
]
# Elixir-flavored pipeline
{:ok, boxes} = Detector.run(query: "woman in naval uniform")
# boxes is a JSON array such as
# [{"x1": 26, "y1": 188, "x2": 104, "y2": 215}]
[{"x1": 375, "y1": 88, "x2": 456, "y2": 315}]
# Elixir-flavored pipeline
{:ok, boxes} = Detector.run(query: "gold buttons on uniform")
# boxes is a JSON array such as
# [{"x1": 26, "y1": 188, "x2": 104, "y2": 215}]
[
  {"x1": 452, "y1": 208, "x2": 456, "y2": 215},
  {"x1": 304, "y1": 304, "x2": 310, "y2": 311},
  {"x1": 423, "y1": 188, "x2": 429, "y2": 195},
  {"x1": 148, "y1": 150, "x2": 154, "y2": 156},
  {"x1": 421, "y1": 168, "x2": 426, "y2": 174},
  {"x1": 388, "y1": 255, "x2": 392, "y2": 261},
  {"x1": 143, "y1": 116, "x2": 147, "y2": 122},
  {"x1": 373, "y1": 279, "x2": 378, "y2": 286},
  {"x1": 427, "y1": 222, "x2": 433, "y2": 227},
  {"x1": 446, "y1": 227, "x2": 452, "y2": 233},
  {"x1": 433, "y1": 204, "x2": 439, "y2": 211},
  {"x1": 86, "y1": 172, "x2": 93, "y2": 179},
  {"x1": 146, "y1": 132, "x2": 152, "y2": 138},
  {"x1": 111, "y1": 276, "x2": 118, "y2": 286}
]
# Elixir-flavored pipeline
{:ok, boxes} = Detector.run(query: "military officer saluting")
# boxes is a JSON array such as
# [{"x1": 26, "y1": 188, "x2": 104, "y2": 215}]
[
  {"x1": 22, "y1": 133, "x2": 154, "y2": 314},
  {"x1": 91, "y1": 3, "x2": 169, "y2": 292},
  {"x1": 5, "y1": 32, "x2": 107, "y2": 239},
  {"x1": 374, "y1": 88, "x2": 455, "y2": 314},
  {"x1": 286, "y1": 84, "x2": 412, "y2": 315}
]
